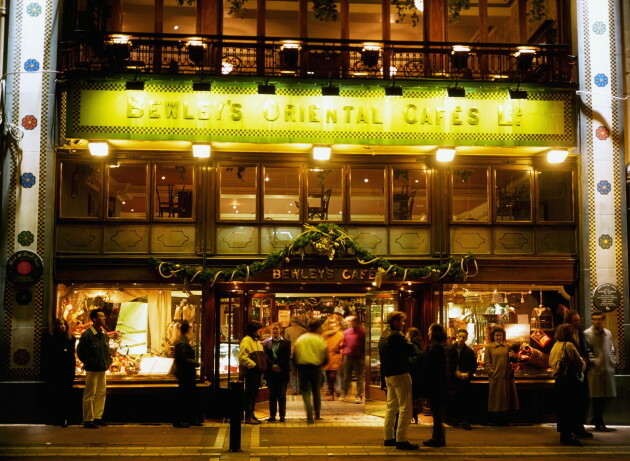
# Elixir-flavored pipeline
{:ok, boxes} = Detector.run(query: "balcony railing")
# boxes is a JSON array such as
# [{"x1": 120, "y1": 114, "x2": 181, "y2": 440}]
[{"x1": 59, "y1": 32, "x2": 576, "y2": 84}]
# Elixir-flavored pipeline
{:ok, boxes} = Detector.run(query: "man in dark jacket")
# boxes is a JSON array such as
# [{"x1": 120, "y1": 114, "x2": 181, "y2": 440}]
[
  {"x1": 77, "y1": 309, "x2": 112, "y2": 428},
  {"x1": 378, "y1": 311, "x2": 418, "y2": 450},
  {"x1": 173, "y1": 320, "x2": 201, "y2": 427},
  {"x1": 262, "y1": 323, "x2": 291, "y2": 422},
  {"x1": 448, "y1": 329, "x2": 478, "y2": 430}
]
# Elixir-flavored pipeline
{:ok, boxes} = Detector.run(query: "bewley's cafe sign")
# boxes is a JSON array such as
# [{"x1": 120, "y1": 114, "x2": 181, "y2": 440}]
[
  {"x1": 271, "y1": 267, "x2": 377, "y2": 282},
  {"x1": 67, "y1": 83, "x2": 573, "y2": 147}
]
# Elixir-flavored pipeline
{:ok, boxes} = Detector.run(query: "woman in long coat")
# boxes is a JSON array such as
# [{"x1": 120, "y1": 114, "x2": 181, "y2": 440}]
[
  {"x1": 484, "y1": 325, "x2": 519, "y2": 425},
  {"x1": 406, "y1": 327, "x2": 424, "y2": 423},
  {"x1": 423, "y1": 323, "x2": 448, "y2": 447},
  {"x1": 44, "y1": 318, "x2": 76, "y2": 427},
  {"x1": 322, "y1": 318, "x2": 344, "y2": 400}
]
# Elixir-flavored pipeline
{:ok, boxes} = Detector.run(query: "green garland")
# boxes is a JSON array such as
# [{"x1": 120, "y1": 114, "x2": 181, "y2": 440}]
[{"x1": 150, "y1": 223, "x2": 477, "y2": 286}]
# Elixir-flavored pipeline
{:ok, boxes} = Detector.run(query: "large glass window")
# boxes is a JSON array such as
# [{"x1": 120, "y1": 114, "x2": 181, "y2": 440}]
[
  {"x1": 107, "y1": 164, "x2": 148, "y2": 219},
  {"x1": 392, "y1": 168, "x2": 429, "y2": 222},
  {"x1": 307, "y1": 168, "x2": 343, "y2": 221},
  {"x1": 218, "y1": 294, "x2": 242, "y2": 386},
  {"x1": 350, "y1": 168, "x2": 385, "y2": 222},
  {"x1": 494, "y1": 168, "x2": 532, "y2": 222},
  {"x1": 451, "y1": 167, "x2": 489, "y2": 222},
  {"x1": 121, "y1": 0, "x2": 155, "y2": 32},
  {"x1": 59, "y1": 161, "x2": 103, "y2": 219},
  {"x1": 263, "y1": 167, "x2": 300, "y2": 221},
  {"x1": 219, "y1": 165, "x2": 257, "y2": 220},
  {"x1": 154, "y1": 164, "x2": 194, "y2": 219},
  {"x1": 538, "y1": 170, "x2": 573, "y2": 222}
]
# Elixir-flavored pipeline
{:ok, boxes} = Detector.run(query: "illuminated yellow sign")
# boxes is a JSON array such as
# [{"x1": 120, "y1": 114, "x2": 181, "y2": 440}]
[{"x1": 68, "y1": 85, "x2": 573, "y2": 147}]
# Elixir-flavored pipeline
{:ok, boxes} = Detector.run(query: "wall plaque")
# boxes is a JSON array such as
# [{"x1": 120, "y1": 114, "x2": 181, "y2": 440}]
[
  {"x1": 6, "y1": 250, "x2": 43, "y2": 285},
  {"x1": 592, "y1": 283, "x2": 621, "y2": 313}
]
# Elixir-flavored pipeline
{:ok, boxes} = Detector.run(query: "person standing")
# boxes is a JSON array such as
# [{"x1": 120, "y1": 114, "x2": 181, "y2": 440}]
[
  {"x1": 44, "y1": 318, "x2": 76, "y2": 427},
  {"x1": 423, "y1": 323, "x2": 448, "y2": 447},
  {"x1": 483, "y1": 325, "x2": 519, "y2": 426},
  {"x1": 238, "y1": 321, "x2": 266, "y2": 425},
  {"x1": 262, "y1": 323, "x2": 291, "y2": 422},
  {"x1": 173, "y1": 320, "x2": 201, "y2": 428},
  {"x1": 378, "y1": 311, "x2": 418, "y2": 450},
  {"x1": 584, "y1": 310, "x2": 617, "y2": 432},
  {"x1": 564, "y1": 310, "x2": 593, "y2": 439},
  {"x1": 341, "y1": 316, "x2": 366, "y2": 404},
  {"x1": 284, "y1": 317, "x2": 307, "y2": 395},
  {"x1": 405, "y1": 327, "x2": 424, "y2": 424},
  {"x1": 549, "y1": 323, "x2": 586, "y2": 446},
  {"x1": 322, "y1": 319, "x2": 344, "y2": 400},
  {"x1": 77, "y1": 309, "x2": 112, "y2": 429},
  {"x1": 293, "y1": 319, "x2": 328, "y2": 423},
  {"x1": 448, "y1": 329, "x2": 477, "y2": 430}
]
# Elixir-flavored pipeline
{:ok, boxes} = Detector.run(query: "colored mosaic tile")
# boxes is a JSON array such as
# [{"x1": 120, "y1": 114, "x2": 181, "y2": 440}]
[
  {"x1": 13, "y1": 348, "x2": 30, "y2": 366},
  {"x1": 595, "y1": 125, "x2": 610, "y2": 140},
  {"x1": 592, "y1": 21, "x2": 606, "y2": 35},
  {"x1": 594, "y1": 73, "x2": 608, "y2": 87},
  {"x1": 597, "y1": 180, "x2": 611, "y2": 195},
  {"x1": 23, "y1": 58, "x2": 40, "y2": 72},
  {"x1": 17, "y1": 230, "x2": 34, "y2": 246},
  {"x1": 21, "y1": 115, "x2": 37, "y2": 130},
  {"x1": 598, "y1": 234, "x2": 613, "y2": 250},
  {"x1": 26, "y1": 3, "x2": 41, "y2": 17},
  {"x1": 20, "y1": 172, "x2": 36, "y2": 188}
]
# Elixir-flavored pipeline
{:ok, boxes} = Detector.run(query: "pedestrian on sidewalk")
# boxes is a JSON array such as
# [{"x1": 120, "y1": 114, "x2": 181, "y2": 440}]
[
  {"x1": 549, "y1": 323, "x2": 586, "y2": 446},
  {"x1": 293, "y1": 319, "x2": 328, "y2": 423},
  {"x1": 423, "y1": 323, "x2": 448, "y2": 448},
  {"x1": 238, "y1": 321, "x2": 267, "y2": 425},
  {"x1": 405, "y1": 327, "x2": 424, "y2": 424},
  {"x1": 584, "y1": 311, "x2": 617, "y2": 432},
  {"x1": 341, "y1": 316, "x2": 366, "y2": 404},
  {"x1": 284, "y1": 317, "x2": 307, "y2": 395},
  {"x1": 263, "y1": 323, "x2": 291, "y2": 422},
  {"x1": 447, "y1": 329, "x2": 477, "y2": 430},
  {"x1": 43, "y1": 318, "x2": 76, "y2": 428},
  {"x1": 173, "y1": 320, "x2": 201, "y2": 428},
  {"x1": 484, "y1": 325, "x2": 519, "y2": 426},
  {"x1": 322, "y1": 318, "x2": 344, "y2": 400},
  {"x1": 378, "y1": 311, "x2": 418, "y2": 450},
  {"x1": 77, "y1": 309, "x2": 112, "y2": 429}
]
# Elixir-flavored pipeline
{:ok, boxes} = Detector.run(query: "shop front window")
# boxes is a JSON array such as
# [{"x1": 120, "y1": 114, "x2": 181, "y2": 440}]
[
  {"x1": 59, "y1": 161, "x2": 103, "y2": 219},
  {"x1": 219, "y1": 165, "x2": 257, "y2": 220},
  {"x1": 451, "y1": 167, "x2": 489, "y2": 223},
  {"x1": 218, "y1": 295, "x2": 242, "y2": 386},
  {"x1": 307, "y1": 168, "x2": 343, "y2": 221},
  {"x1": 350, "y1": 168, "x2": 385, "y2": 222},
  {"x1": 538, "y1": 170, "x2": 573, "y2": 222},
  {"x1": 263, "y1": 167, "x2": 301, "y2": 221},
  {"x1": 392, "y1": 168, "x2": 428, "y2": 222},
  {"x1": 107, "y1": 164, "x2": 148, "y2": 219},
  {"x1": 56, "y1": 284, "x2": 202, "y2": 380},
  {"x1": 494, "y1": 168, "x2": 532, "y2": 222},
  {"x1": 154, "y1": 164, "x2": 194, "y2": 219}
]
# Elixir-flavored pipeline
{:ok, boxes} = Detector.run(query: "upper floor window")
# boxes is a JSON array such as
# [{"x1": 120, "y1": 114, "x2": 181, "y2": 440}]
[
  {"x1": 59, "y1": 161, "x2": 103, "y2": 219},
  {"x1": 494, "y1": 168, "x2": 532, "y2": 222},
  {"x1": 537, "y1": 170, "x2": 573, "y2": 222},
  {"x1": 154, "y1": 164, "x2": 195, "y2": 219},
  {"x1": 263, "y1": 167, "x2": 301, "y2": 222},
  {"x1": 350, "y1": 168, "x2": 385, "y2": 222},
  {"x1": 307, "y1": 168, "x2": 343, "y2": 221},
  {"x1": 219, "y1": 165, "x2": 257, "y2": 220},
  {"x1": 451, "y1": 167, "x2": 489, "y2": 223},
  {"x1": 392, "y1": 168, "x2": 429, "y2": 222},
  {"x1": 108, "y1": 164, "x2": 148, "y2": 219}
]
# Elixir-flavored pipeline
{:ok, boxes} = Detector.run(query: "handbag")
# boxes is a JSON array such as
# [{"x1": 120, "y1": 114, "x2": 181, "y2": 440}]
[{"x1": 554, "y1": 342, "x2": 571, "y2": 378}]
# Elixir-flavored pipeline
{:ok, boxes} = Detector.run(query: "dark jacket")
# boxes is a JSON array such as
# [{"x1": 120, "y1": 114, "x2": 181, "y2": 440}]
[
  {"x1": 423, "y1": 342, "x2": 449, "y2": 401},
  {"x1": 408, "y1": 342, "x2": 424, "y2": 400},
  {"x1": 44, "y1": 333, "x2": 76, "y2": 382},
  {"x1": 262, "y1": 337, "x2": 291, "y2": 381},
  {"x1": 448, "y1": 343, "x2": 477, "y2": 380},
  {"x1": 379, "y1": 328, "x2": 414, "y2": 378},
  {"x1": 174, "y1": 335, "x2": 199, "y2": 382},
  {"x1": 77, "y1": 326, "x2": 112, "y2": 372}
]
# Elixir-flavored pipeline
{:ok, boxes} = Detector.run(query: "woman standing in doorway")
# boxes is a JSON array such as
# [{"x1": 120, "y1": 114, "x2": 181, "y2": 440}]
[
  {"x1": 44, "y1": 318, "x2": 76, "y2": 427},
  {"x1": 239, "y1": 321, "x2": 266, "y2": 425},
  {"x1": 484, "y1": 325, "x2": 519, "y2": 425}
]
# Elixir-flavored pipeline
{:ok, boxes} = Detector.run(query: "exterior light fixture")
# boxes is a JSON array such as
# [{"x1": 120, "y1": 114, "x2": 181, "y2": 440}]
[
  {"x1": 547, "y1": 149, "x2": 568, "y2": 163},
  {"x1": 192, "y1": 144, "x2": 211, "y2": 158},
  {"x1": 322, "y1": 85, "x2": 340, "y2": 96},
  {"x1": 258, "y1": 83, "x2": 276, "y2": 95},
  {"x1": 280, "y1": 41, "x2": 300, "y2": 71},
  {"x1": 514, "y1": 46, "x2": 536, "y2": 73},
  {"x1": 414, "y1": 0, "x2": 424, "y2": 12},
  {"x1": 447, "y1": 87, "x2": 465, "y2": 98},
  {"x1": 88, "y1": 142, "x2": 109, "y2": 157},
  {"x1": 313, "y1": 146, "x2": 331, "y2": 161},
  {"x1": 192, "y1": 82, "x2": 211, "y2": 92},
  {"x1": 125, "y1": 80, "x2": 144, "y2": 91},
  {"x1": 361, "y1": 43, "x2": 380, "y2": 68},
  {"x1": 385, "y1": 84, "x2": 403, "y2": 96},
  {"x1": 187, "y1": 39, "x2": 206, "y2": 67},
  {"x1": 509, "y1": 88, "x2": 528, "y2": 99},
  {"x1": 436, "y1": 147, "x2": 456, "y2": 162},
  {"x1": 450, "y1": 45, "x2": 471, "y2": 71}
]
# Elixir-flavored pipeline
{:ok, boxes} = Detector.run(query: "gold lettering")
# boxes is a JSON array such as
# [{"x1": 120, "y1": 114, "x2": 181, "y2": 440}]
[
  {"x1": 342, "y1": 106, "x2": 354, "y2": 123},
  {"x1": 282, "y1": 269, "x2": 289, "y2": 279},
  {"x1": 403, "y1": 104, "x2": 417, "y2": 124},
  {"x1": 372, "y1": 107, "x2": 383, "y2": 124},
  {"x1": 165, "y1": 101, "x2": 179, "y2": 119},
  {"x1": 360, "y1": 269, "x2": 367, "y2": 279},
  {"x1": 436, "y1": 108, "x2": 445, "y2": 125},
  {"x1": 326, "y1": 109, "x2": 337, "y2": 123},
  {"x1": 231, "y1": 103, "x2": 242, "y2": 121},
  {"x1": 216, "y1": 101, "x2": 227, "y2": 121},
  {"x1": 148, "y1": 101, "x2": 160, "y2": 118},
  {"x1": 342, "y1": 269, "x2": 351, "y2": 280},
  {"x1": 309, "y1": 105, "x2": 320, "y2": 123},
  {"x1": 368, "y1": 269, "x2": 376, "y2": 280},
  {"x1": 468, "y1": 107, "x2": 479, "y2": 125},
  {"x1": 420, "y1": 107, "x2": 432, "y2": 125},
  {"x1": 198, "y1": 103, "x2": 210, "y2": 120},
  {"x1": 452, "y1": 106, "x2": 463, "y2": 125},
  {"x1": 127, "y1": 97, "x2": 144, "y2": 118},
  {"x1": 292, "y1": 269, "x2": 300, "y2": 279},
  {"x1": 317, "y1": 269, "x2": 326, "y2": 278},
  {"x1": 351, "y1": 270, "x2": 360, "y2": 280},
  {"x1": 264, "y1": 101, "x2": 279, "y2": 121},
  {"x1": 326, "y1": 268, "x2": 334, "y2": 279},
  {"x1": 309, "y1": 269, "x2": 317, "y2": 279},
  {"x1": 356, "y1": 107, "x2": 367, "y2": 123},
  {"x1": 273, "y1": 269, "x2": 281, "y2": 279},
  {"x1": 285, "y1": 105, "x2": 296, "y2": 122},
  {"x1": 183, "y1": 102, "x2": 194, "y2": 120}
]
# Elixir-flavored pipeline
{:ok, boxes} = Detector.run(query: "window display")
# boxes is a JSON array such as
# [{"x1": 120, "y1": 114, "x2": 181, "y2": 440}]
[{"x1": 55, "y1": 284, "x2": 202, "y2": 380}]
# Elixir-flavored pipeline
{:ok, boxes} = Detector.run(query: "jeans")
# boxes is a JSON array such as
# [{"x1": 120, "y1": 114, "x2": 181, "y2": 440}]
[
  {"x1": 384, "y1": 373, "x2": 412, "y2": 442},
  {"x1": 243, "y1": 368, "x2": 262, "y2": 419},
  {"x1": 289, "y1": 361, "x2": 300, "y2": 394},
  {"x1": 83, "y1": 371, "x2": 107, "y2": 422},
  {"x1": 267, "y1": 373, "x2": 288, "y2": 419},
  {"x1": 342, "y1": 356, "x2": 365, "y2": 398},
  {"x1": 297, "y1": 364, "x2": 322, "y2": 421}
]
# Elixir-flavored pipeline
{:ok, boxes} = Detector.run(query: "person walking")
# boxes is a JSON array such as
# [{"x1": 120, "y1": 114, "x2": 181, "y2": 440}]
[
  {"x1": 293, "y1": 319, "x2": 328, "y2": 423},
  {"x1": 448, "y1": 329, "x2": 477, "y2": 430},
  {"x1": 405, "y1": 327, "x2": 424, "y2": 424},
  {"x1": 584, "y1": 310, "x2": 617, "y2": 432},
  {"x1": 77, "y1": 309, "x2": 112, "y2": 429},
  {"x1": 238, "y1": 321, "x2": 266, "y2": 425},
  {"x1": 549, "y1": 323, "x2": 586, "y2": 446},
  {"x1": 423, "y1": 323, "x2": 449, "y2": 447},
  {"x1": 378, "y1": 311, "x2": 418, "y2": 450},
  {"x1": 262, "y1": 323, "x2": 291, "y2": 422},
  {"x1": 43, "y1": 318, "x2": 76, "y2": 427},
  {"x1": 173, "y1": 320, "x2": 201, "y2": 428},
  {"x1": 284, "y1": 317, "x2": 307, "y2": 395},
  {"x1": 341, "y1": 316, "x2": 366, "y2": 403},
  {"x1": 322, "y1": 318, "x2": 344, "y2": 400},
  {"x1": 483, "y1": 325, "x2": 519, "y2": 426}
]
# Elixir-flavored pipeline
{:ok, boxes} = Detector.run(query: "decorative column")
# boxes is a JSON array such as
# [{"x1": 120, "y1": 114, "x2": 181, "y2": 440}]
[
  {"x1": 577, "y1": 0, "x2": 628, "y2": 371},
  {"x1": 0, "y1": 0, "x2": 58, "y2": 378}
]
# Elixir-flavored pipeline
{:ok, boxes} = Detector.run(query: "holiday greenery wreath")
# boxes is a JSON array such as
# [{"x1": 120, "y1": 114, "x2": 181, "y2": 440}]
[{"x1": 150, "y1": 223, "x2": 477, "y2": 287}]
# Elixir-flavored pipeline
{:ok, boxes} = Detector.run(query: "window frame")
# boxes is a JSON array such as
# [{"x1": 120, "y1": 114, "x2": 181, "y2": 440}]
[
  {"x1": 492, "y1": 165, "x2": 534, "y2": 225},
  {"x1": 390, "y1": 165, "x2": 432, "y2": 225},
  {"x1": 449, "y1": 165, "x2": 491, "y2": 225},
  {"x1": 105, "y1": 161, "x2": 150, "y2": 222},
  {"x1": 535, "y1": 167, "x2": 576, "y2": 225},
  {"x1": 152, "y1": 163, "x2": 196, "y2": 222}
]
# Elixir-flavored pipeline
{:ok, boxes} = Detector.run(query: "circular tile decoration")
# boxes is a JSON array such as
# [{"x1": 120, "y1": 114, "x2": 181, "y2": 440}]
[
  {"x1": 594, "y1": 73, "x2": 608, "y2": 87},
  {"x1": 597, "y1": 180, "x2": 611, "y2": 195},
  {"x1": 21, "y1": 115, "x2": 37, "y2": 130},
  {"x1": 17, "y1": 230, "x2": 34, "y2": 246},
  {"x1": 595, "y1": 126, "x2": 610, "y2": 140},
  {"x1": 16, "y1": 289, "x2": 33, "y2": 305},
  {"x1": 598, "y1": 234, "x2": 613, "y2": 250},
  {"x1": 24, "y1": 59, "x2": 40, "y2": 72},
  {"x1": 26, "y1": 3, "x2": 41, "y2": 17},
  {"x1": 13, "y1": 348, "x2": 30, "y2": 366},
  {"x1": 20, "y1": 172, "x2": 36, "y2": 188},
  {"x1": 592, "y1": 21, "x2": 606, "y2": 35}
]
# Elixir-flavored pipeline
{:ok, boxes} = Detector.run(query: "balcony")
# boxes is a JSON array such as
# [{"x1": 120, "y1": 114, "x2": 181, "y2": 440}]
[{"x1": 59, "y1": 32, "x2": 575, "y2": 85}]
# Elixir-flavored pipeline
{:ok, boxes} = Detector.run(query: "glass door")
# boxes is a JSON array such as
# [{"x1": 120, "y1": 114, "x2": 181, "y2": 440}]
[
  {"x1": 217, "y1": 293, "x2": 243, "y2": 388},
  {"x1": 249, "y1": 293, "x2": 274, "y2": 340},
  {"x1": 365, "y1": 293, "x2": 397, "y2": 400}
]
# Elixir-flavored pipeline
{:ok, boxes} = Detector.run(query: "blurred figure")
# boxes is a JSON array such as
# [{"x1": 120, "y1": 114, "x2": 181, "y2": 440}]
[
  {"x1": 423, "y1": 323, "x2": 448, "y2": 447},
  {"x1": 483, "y1": 325, "x2": 519, "y2": 426},
  {"x1": 293, "y1": 319, "x2": 328, "y2": 423},
  {"x1": 262, "y1": 323, "x2": 291, "y2": 422},
  {"x1": 238, "y1": 321, "x2": 266, "y2": 425},
  {"x1": 405, "y1": 327, "x2": 424, "y2": 424},
  {"x1": 44, "y1": 318, "x2": 76, "y2": 427},
  {"x1": 341, "y1": 316, "x2": 366, "y2": 403},
  {"x1": 448, "y1": 329, "x2": 477, "y2": 430},
  {"x1": 173, "y1": 320, "x2": 201, "y2": 428},
  {"x1": 549, "y1": 323, "x2": 586, "y2": 446},
  {"x1": 284, "y1": 317, "x2": 307, "y2": 395},
  {"x1": 322, "y1": 318, "x2": 344, "y2": 400}
]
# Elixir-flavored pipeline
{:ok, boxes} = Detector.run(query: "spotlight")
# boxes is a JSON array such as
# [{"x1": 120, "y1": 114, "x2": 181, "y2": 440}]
[
  {"x1": 88, "y1": 142, "x2": 109, "y2": 157},
  {"x1": 280, "y1": 42, "x2": 300, "y2": 70},
  {"x1": 192, "y1": 82, "x2": 211, "y2": 92},
  {"x1": 192, "y1": 144, "x2": 211, "y2": 158},
  {"x1": 125, "y1": 80, "x2": 144, "y2": 91},
  {"x1": 509, "y1": 89, "x2": 528, "y2": 99},
  {"x1": 385, "y1": 85, "x2": 403, "y2": 97},
  {"x1": 436, "y1": 147, "x2": 456, "y2": 162},
  {"x1": 187, "y1": 40, "x2": 206, "y2": 67},
  {"x1": 361, "y1": 43, "x2": 380, "y2": 68},
  {"x1": 514, "y1": 46, "x2": 536, "y2": 73},
  {"x1": 312, "y1": 146, "x2": 331, "y2": 161},
  {"x1": 447, "y1": 87, "x2": 466, "y2": 98},
  {"x1": 321, "y1": 85, "x2": 340, "y2": 96},
  {"x1": 450, "y1": 45, "x2": 471, "y2": 71},
  {"x1": 547, "y1": 149, "x2": 568, "y2": 163},
  {"x1": 258, "y1": 83, "x2": 276, "y2": 95}
]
